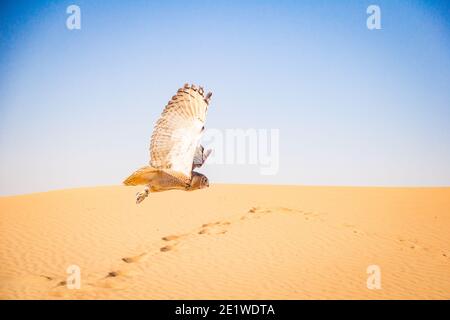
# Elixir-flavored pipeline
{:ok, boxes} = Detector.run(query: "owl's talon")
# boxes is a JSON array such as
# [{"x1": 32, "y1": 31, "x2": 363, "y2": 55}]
[{"x1": 135, "y1": 187, "x2": 149, "y2": 204}]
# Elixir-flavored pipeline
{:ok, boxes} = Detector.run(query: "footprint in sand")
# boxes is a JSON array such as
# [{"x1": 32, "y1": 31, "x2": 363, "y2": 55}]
[
  {"x1": 248, "y1": 207, "x2": 271, "y2": 215},
  {"x1": 105, "y1": 270, "x2": 128, "y2": 278},
  {"x1": 162, "y1": 234, "x2": 183, "y2": 241},
  {"x1": 55, "y1": 280, "x2": 67, "y2": 287},
  {"x1": 160, "y1": 245, "x2": 175, "y2": 252},
  {"x1": 303, "y1": 211, "x2": 318, "y2": 220},
  {"x1": 122, "y1": 252, "x2": 147, "y2": 263},
  {"x1": 198, "y1": 221, "x2": 230, "y2": 235},
  {"x1": 241, "y1": 207, "x2": 270, "y2": 220},
  {"x1": 41, "y1": 276, "x2": 75, "y2": 289},
  {"x1": 123, "y1": 233, "x2": 187, "y2": 260},
  {"x1": 343, "y1": 224, "x2": 366, "y2": 235},
  {"x1": 242, "y1": 206, "x2": 323, "y2": 223},
  {"x1": 159, "y1": 233, "x2": 191, "y2": 252},
  {"x1": 397, "y1": 238, "x2": 450, "y2": 262},
  {"x1": 398, "y1": 238, "x2": 423, "y2": 250}
]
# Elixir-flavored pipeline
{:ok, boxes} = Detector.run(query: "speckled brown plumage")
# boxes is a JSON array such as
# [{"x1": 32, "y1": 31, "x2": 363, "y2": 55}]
[{"x1": 123, "y1": 84, "x2": 213, "y2": 203}]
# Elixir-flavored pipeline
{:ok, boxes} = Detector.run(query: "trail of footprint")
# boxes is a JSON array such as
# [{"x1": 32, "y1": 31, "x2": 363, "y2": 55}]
[
  {"x1": 52, "y1": 206, "x2": 332, "y2": 291},
  {"x1": 122, "y1": 234, "x2": 190, "y2": 263},
  {"x1": 396, "y1": 237, "x2": 450, "y2": 262},
  {"x1": 241, "y1": 206, "x2": 324, "y2": 223},
  {"x1": 30, "y1": 273, "x2": 68, "y2": 289},
  {"x1": 340, "y1": 223, "x2": 449, "y2": 263},
  {"x1": 156, "y1": 221, "x2": 231, "y2": 253},
  {"x1": 41, "y1": 205, "x2": 340, "y2": 293},
  {"x1": 398, "y1": 238, "x2": 429, "y2": 251},
  {"x1": 112, "y1": 205, "x2": 326, "y2": 286},
  {"x1": 45, "y1": 264, "x2": 137, "y2": 292}
]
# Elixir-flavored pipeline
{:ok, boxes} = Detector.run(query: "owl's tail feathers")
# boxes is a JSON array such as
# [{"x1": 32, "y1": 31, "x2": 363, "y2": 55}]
[{"x1": 123, "y1": 166, "x2": 159, "y2": 186}]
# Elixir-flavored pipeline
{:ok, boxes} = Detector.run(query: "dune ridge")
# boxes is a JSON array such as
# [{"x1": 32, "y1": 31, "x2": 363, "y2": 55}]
[{"x1": 0, "y1": 185, "x2": 449, "y2": 299}]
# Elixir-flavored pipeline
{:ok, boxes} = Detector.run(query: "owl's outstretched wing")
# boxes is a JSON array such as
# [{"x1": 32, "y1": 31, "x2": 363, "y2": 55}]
[{"x1": 149, "y1": 84, "x2": 212, "y2": 178}]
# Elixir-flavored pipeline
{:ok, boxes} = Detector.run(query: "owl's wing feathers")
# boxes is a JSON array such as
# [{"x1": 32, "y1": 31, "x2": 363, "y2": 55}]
[{"x1": 150, "y1": 84, "x2": 212, "y2": 178}]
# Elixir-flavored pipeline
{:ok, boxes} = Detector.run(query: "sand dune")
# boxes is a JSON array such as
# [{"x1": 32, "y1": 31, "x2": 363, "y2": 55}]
[{"x1": 0, "y1": 185, "x2": 449, "y2": 299}]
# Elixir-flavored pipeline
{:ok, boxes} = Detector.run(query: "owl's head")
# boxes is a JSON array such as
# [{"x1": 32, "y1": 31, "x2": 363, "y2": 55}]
[{"x1": 189, "y1": 172, "x2": 209, "y2": 190}]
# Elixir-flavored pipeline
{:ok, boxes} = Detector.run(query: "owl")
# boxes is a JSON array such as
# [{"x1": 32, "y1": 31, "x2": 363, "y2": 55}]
[{"x1": 123, "y1": 83, "x2": 213, "y2": 204}]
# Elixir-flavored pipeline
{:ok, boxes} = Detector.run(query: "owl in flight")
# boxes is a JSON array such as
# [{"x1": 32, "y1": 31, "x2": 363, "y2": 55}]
[{"x1": 123, "y1": 83, "x2": 213, "y2": 204}]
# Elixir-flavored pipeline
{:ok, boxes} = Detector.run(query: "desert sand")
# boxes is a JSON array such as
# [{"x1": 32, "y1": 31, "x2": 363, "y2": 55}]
[{"x1": 0, "y1": 184, "x2": 449, "y2": 299}]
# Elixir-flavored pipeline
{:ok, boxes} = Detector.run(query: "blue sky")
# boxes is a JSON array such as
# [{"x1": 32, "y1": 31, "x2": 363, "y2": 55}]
[{"x1": 1, "y1": 0, "x2": 449, "y2": 195}]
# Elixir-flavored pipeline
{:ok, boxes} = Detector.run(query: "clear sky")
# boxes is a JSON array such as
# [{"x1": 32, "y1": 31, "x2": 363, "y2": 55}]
[{"x1": 1, "y1": 0, "x2": 449, "y2": 195}]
